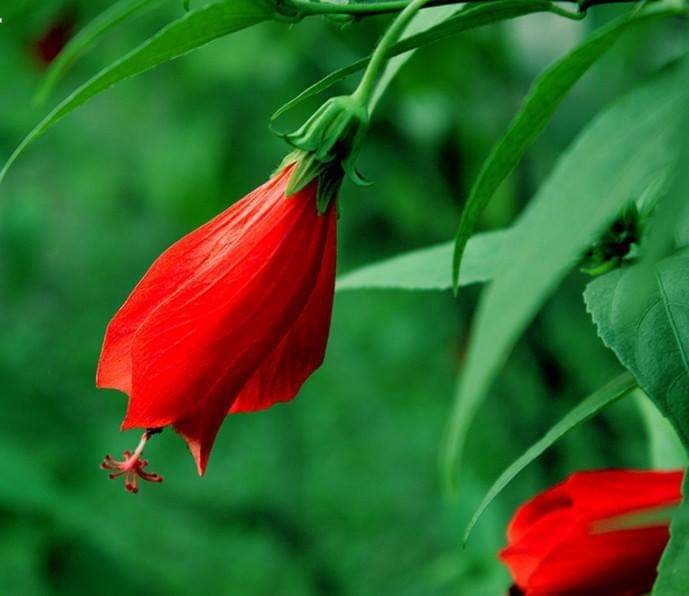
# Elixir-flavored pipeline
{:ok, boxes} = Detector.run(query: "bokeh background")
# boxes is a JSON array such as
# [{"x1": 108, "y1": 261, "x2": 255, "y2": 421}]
[{"x1": 0, "y1": 2, "x2": 684, "y2": 594}]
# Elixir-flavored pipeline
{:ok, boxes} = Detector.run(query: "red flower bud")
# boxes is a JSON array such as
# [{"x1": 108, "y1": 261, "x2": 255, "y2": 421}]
[
  {"x1": 97, "y1": 164, "x2": 337, "y2": 480},
  {"x1": 500, "y1": 469, "x2": 683, "y2": 595}
]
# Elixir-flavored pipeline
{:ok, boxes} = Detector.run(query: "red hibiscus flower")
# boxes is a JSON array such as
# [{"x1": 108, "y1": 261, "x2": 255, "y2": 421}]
[
  {"x1": 97, "y1": 163, "x2": 337, "y2": 489},
  {"x1": 500, "y1": 469, "x2": 683, "y2": 596}
]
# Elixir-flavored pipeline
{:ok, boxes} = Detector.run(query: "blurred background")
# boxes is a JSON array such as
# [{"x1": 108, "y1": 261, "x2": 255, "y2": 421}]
[{"x1": 0, "y1": 1, "x2": 685, "y2": 593}]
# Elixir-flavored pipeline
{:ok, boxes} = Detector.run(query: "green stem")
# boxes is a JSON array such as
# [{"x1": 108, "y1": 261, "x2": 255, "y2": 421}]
[
  {"x1": 351, "y1": 0, "x2": 432, "y2": 108},
  {"x1": 292, "y1": 0, "x2": 641, "y2": 17},
  {"x1": 293, "y1": 0, "x2": 451, "y2": 15}
]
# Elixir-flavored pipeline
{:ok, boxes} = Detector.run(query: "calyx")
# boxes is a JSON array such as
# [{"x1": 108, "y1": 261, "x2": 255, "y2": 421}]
[{"x1": 278, "y1": 95, "x2": 370, "y2": 212}]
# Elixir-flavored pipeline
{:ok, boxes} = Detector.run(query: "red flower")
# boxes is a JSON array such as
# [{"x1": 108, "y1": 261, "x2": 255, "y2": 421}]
[
  {"x1": 97, "y1": 165, "x2": 337, "y2": 485},
  {"x1": 500, "y1": 469, "x2": 683, "y2": 596}
]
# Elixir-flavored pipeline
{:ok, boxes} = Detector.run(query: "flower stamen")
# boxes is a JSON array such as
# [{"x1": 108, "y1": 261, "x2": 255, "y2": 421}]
[{"x1": 100, "y1": 429, "x2": 163, "y2": 493}]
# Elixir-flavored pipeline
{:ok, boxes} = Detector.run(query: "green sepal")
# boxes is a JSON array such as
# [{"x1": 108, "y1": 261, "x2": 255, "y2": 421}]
[
  {"x1": 344, "y1": 164, "x2": 372, "y2": 187},
  {"x1": 279, "y1": 95, "x2": 369, "y2": 169},
  {"x1": 279, "y1": 151, "x2": 344, "y2": 214},
  {"x1": 316, "y1": 165, "x2": 345, "y2": 214},
  {"x1": 277, "y1": 94, "x2": 368, "y2": 204},
  {"x1": 284, "y1": 151, "x2": 328, "y2": 196}
]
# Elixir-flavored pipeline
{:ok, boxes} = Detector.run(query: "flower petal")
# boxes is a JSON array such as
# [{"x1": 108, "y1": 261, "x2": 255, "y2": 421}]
[
  {"x1": 565, "y1": 469, "x2": 683, "y2": 519},
  {"x1": 229, "y1": 203, "x2": 337, "y2": 413},
  {"x1": 506, "y1": 481, "x2": 573, "y2": 545},
  {"x1": 501, "y1": 494, "x2": 577, "y2": 589},
  {"x1": 527, "y1": 525, "x2": 670, "y2": 595},
  {"x1": 124, "y1": 181, "x2": 329, "y2": 473},
  {"x1": 97, "y1": 170, "x2": 292, "y2": 395}
]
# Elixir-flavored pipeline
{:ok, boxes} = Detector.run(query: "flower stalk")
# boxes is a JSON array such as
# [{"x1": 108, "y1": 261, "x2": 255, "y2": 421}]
[
  {"x1": 351, "y1": 0, "x2": 433, "y2": 109},
  {"x1": 288, "y1": 0, "x2": 641, "y2": 18}
]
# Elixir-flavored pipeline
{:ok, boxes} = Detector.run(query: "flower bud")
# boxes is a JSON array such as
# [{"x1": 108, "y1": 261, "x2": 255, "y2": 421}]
[{"x1": 500, "y1": 469, "x2": 683, "y2": 595}]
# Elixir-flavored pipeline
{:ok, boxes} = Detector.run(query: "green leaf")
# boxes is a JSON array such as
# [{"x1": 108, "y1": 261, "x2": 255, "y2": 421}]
[
  {"x1": 464, "y1": 372, "x2": 636, "y2": 543},
  {"x1": 443, "y1": 62, "x2": 687, "y2": 487},
  {"x1": 1, "y1": 0, "x2": 272, "y2": 184},
  {"x1": 653, "y1": 471, "x2": 689, "y2": 595},
  {"x1": 336, "y1": 229, "x2": 506, "y2": 292},
  {"x1": 34, "y1": 0, "x2": 163, "y2": 106},
  {"x1": 585, "y1": 248, "x2": 689, "y2": 451},
  {"x1": 451, "y1": 4, "x2": 680, "y2": 291},
  {"x1": 635, "y1": 391, "x2": 688, "y2": 470},
  {"x1": 637, "y1": 52, "x2": 689, "y2": 265},
  {"x1": 608, "y1": 54, "x2": 689, "y2": 318},
  {"x1": 272, "y1": 0, "x2": 573, "y2": 121}
]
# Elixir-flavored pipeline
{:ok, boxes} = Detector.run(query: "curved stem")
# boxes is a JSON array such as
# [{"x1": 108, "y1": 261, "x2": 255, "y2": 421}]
[
  {"x1": 292, "y1": 0, "x2": 642, "y2": 17},
  {"x1": 352, "y1": 0, "x2": 433, "y2": 108},
  {"x1": 294, "y1": 0, "x2": 451, "y2": 15}
]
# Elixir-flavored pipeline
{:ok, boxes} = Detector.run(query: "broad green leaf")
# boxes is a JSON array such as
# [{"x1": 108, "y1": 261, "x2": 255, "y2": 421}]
[
  {"x1": 336, "y1": 229, "x2": 506, "y2": 292},
  {"x1": 1, "y1": 0, "x2": 272, "y2": 184},
  {"x1": 451, "y1": 4, "x2": 680, "y2": 290},
  {"x1": 653, "y1": 471, "x2": 689, "y2": 595},
  {"x1": 585, "y1": 248, "x2": 689, "y2": 450},
  {"x1": 464, "y1": 372, "x2": 636, "y2": 543},
  {"x1": 636, "y1": 391, "x2": 688, "y2": 470},
  {"x1": 34, "y1": 0, "x2": 163, "y2": 105},
  {"x1": 272, "y1": 0, "x2": 574, "y2": 120},
  {"x1": 444, "y1": 62, "x2": 687, "y2": 486}
]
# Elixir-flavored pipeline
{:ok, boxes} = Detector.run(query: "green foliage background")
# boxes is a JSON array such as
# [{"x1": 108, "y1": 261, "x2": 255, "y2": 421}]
[{"x1": 0, "y1": 2, "x2": 684, "y2": 594}]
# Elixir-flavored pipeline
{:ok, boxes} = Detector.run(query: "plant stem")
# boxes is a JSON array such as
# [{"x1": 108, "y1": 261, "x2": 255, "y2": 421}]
[
  {"x1": 293, "y1": 0, "x2": 641, "y2": 17},
  {"x1": 351, "y1": 0, "x2": 433, "y2": 108}
]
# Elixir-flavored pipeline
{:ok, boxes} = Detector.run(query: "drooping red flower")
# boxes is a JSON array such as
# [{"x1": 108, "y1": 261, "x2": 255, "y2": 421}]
[
  {"x1": 97, "y1": 164, "x2": 337, "y2": 484},
  {"x1": 500, "y1": 469, "x2": 683, "y2": 596}
]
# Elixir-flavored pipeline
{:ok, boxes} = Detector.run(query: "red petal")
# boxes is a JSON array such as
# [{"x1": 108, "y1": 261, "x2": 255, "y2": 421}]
[
  {"x1": 229, "y1": 203, "x2": 337, "y2": 413},
  {"x1": 507, "y1": 481, "x2": 573, "y2": 545},
  {"x1": 97, "y1": 170, "x2": 292, "y2": 395},
  {"x1": 527, "y1": 525, "x2": 669, "y2": 595},
  {"x1": 564, "y1": 469, "x2": 683, "y2": 519},
  {"x1": 501, "y1": 490, "x2": 577, "y2": 589},
  {"x1": 123, "y1": 179, "x2": 330, "y2": 473}
]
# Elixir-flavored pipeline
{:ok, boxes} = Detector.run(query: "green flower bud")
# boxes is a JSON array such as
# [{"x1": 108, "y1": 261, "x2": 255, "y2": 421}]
[{"x1": 280, "y1": 95, "x2": 370, "y2": 195}]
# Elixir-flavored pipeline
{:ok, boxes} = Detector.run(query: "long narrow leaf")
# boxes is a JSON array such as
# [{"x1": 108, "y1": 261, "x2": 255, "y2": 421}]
[
  {"x1": 272, "y1": 0, "x2": 573, "y2": 121},
  {"x1": 464, "y1": 372, "x2": 636, "y2": 543},
  {"x1": 443, "y1": 58, "x2": 686, "y2": 489},
  {"x1": 35, "y1": 0, "x2": 163, "y2": 105},
  {"x1": 451, "y1": 4, "x2": 677, "y2": 291},
  {"x1": 336, "y1": 229, "x2": 506, "y2": 291},
  {"x1": 1, "y1": 0, "x2": 272, "y2": 184}
]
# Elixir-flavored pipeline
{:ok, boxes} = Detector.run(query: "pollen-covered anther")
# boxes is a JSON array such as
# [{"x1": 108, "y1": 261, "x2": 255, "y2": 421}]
[{"x1": 100, "y1": 430, "x2": 163, "y2": 494}]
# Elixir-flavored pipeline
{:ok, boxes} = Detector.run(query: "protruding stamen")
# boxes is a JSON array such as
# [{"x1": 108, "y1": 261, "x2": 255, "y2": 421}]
[{"x1": 100, "y1": 428, "x2": 164, "y2": 494}]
